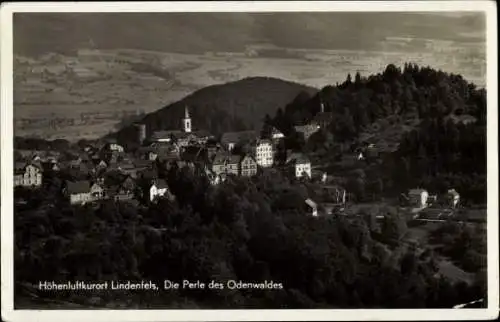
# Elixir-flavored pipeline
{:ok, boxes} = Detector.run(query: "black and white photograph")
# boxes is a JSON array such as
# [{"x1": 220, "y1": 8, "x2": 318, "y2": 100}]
[{"x1": 1, "y1": 1, "x2": 498, "y2": 321}]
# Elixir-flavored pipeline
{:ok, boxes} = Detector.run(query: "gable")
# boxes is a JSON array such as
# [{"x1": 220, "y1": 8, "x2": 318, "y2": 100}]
[{"x1": 90, "y1": 184, "x2": 104, "y2": 192}]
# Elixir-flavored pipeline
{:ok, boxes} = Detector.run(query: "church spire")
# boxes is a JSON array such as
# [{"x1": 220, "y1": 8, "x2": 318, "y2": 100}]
[{"x1": 183, "y1": 105, "x2": 192, "y2": 133}]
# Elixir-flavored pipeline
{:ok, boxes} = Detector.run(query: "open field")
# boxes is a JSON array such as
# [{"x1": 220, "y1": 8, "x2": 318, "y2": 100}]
[{"x1": 14, "y1": 37, "x2": 485, "y2": 140}]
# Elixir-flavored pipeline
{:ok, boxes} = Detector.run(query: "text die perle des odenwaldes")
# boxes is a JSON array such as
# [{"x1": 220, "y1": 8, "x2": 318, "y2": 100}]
[{"x1": 37, "y1": 280, "x2": 284, "y2": 291}]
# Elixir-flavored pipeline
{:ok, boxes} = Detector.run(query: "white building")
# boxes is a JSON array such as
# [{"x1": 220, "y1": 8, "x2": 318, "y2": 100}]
[
  {"x1": 286, "y1": 153, "x2": 311, "y2": 178},
  {"x1": 271, "y1": 126, "x2": 285, "y2": 140},
  {"x1": 255, "y1": 139, "x2": 274, "y2": 168},
  {"x1": 305, "y1": 198, "x2": 318, "y2": 217},
  {"x1": 150, "y1": 179, "x2": 170, "y2": 201},
  {"x1": 108, "y1": 143, "x2": 124, "y2": 153},
  {"x1": 183, "y1": 106, "x2": 192, "y2": 133},
  {"x1": 408, "y1": 188, "x2": 429, "y2": 208},
  {"x1": 14, "y1": 163, "x2": 43, "y2": 188},
  {"x1": 447, "y1": 189, "x2": 460, "y2": 208}
]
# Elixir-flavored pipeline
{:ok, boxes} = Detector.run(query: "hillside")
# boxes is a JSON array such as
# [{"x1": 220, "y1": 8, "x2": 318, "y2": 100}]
[
  {"x1": 110, "y1": 77, "x2": 317, "y2": 145},
  {"x1": 270, "y1": 63, "x2": 486, "y2": 203}
]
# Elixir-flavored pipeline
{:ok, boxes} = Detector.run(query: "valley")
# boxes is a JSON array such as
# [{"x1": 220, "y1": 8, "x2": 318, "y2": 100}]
[{"x1": 14, "y1": 39, "x2": 485, "y2": 141}]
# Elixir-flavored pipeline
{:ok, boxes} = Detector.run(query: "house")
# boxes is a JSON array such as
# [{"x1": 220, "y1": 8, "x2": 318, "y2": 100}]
[
  {"x1": 118, "y1": 161, "x2": 139, "y2": 178},
  {"x1": 239, "y1": 154, "x2": 258, "y2": 177},
  {"x1": 64, "y1": 180, "x2": 93, "y2": 205},
  {"x1": 321, "y1": 172, "x2": 328, "y2": 183},
  {"x1": 150, "y1": 130, "x2": 179, "y2": 143},
  {"x1": 148, "y1": 150, "x2": 159, "y2": 161},
  {"x1": 105, "y1": 142, "x2": 124, "y2": 153},
  {"x1": 90, "y1": 182, "x2": 105, "y2": 200},
  {"x1": 255, "y1": 139, "x2": 274, "y2": 168},
  {"x1": 92, "y1": 159, "x2": 108, "y2": 173},
  {"x1": 286, "y1": 152, "x2": 311, "y2": 178},
  {"x1": 151, "y1": 130, "x2": 210, "y2": 147},
  {"x1": 206, "y1": 139, "x2": 222, "y2": 161},
  {"x1": 211, "y1": 153, "x2": 228, "y2": 175},
  {"x1": 150, "y1": 179, "x2": 170, "y2": 201},
  {"x1": 226, "y1": 155, "x2": 241, "y2": 175},
  {"x1": 68, "y1": 157, "x2": 83, "y2": 169},
  {"x1": 220, "y1": 131, "x2": 258, "y2": 152},
  {"x1": 107, "y1": 175, "x2": 136, "y2": 201},
  {"x1": 204, "y1": 166, "x2": 220, "y2": 185},
  {"x1": 133, "y1": 159, "x2": 155, "y2": 172},
  {"x1": 294, "y1": 124, "x2": 320, "y2": 141},
  {"x1": 83, "y1": 145, "x2": 97, "y2": 153},
  {"x1": 408, "y1": 188, "x2": 429, "y2": 208},
  {"x1": 447, "y1": 189, "x2": 460, "y2": 208},
  {"x1": 305, "y1": 198, "x2": 318, "y2": 217},
  {"x1": 14, "y1": 163, "x2": 43, "y2": 188},
  {"x1": 270, "y1": 126, "x2": 285, "y2": 141}
]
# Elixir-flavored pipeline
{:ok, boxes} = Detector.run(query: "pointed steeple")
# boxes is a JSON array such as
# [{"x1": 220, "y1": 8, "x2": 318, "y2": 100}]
[{"x1": 182, "y1": 105, "x2": 192, "y2": 133}]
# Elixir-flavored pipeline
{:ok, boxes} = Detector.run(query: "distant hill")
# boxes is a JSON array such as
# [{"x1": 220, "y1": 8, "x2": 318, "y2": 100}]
[{"x1": 109, "y1": 77, "x2": 317, "y2": 146}]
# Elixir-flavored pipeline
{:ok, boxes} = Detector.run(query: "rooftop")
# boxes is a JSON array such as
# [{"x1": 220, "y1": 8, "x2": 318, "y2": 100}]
[
  {"x1": 220, "y1": 130, "x2": 258, "y2": 145},
  {"x1": 409, "y1": 188, "x2": 428, "y2": 195},
  {"x1": 65, "y1": 180, "x2": 91, "y2": 194},
  {"x1": 286, "y1": 152, "x2": 310, "y2": 164},
  {"x1": 156, "y1": 179, "x2": 169, "y2": 189}
]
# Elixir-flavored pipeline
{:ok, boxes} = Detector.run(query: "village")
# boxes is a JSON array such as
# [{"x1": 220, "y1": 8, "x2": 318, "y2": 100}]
[{"x1": 14, "y1": 102, "x2": 467, "y2": 222}]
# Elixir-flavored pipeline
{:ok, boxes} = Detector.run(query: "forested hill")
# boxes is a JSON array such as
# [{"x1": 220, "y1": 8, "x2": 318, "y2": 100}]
[
  {"x1": 273, "y1": 63, "x2": 485, "y2": 141},
  {"x1": 109, "y1": 77, "x2": 317, "y2": 145},
  {"x1": 270, "y1": 63, "x2": 486, "y2": 203}
]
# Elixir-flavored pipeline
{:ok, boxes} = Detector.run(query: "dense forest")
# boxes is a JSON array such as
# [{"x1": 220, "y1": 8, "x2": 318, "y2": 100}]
[
  {"x1": 267, "y1": 63, "x2": 487, "y2": 203},
  {"x1": 15, "y1": 165, "x2": 486, "y2": 309}
]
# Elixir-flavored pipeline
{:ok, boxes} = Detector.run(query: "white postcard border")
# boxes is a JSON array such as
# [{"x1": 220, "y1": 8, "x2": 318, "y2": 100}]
[{"x1": 1, "y1": 1, "x2": 498, "y2": 321}]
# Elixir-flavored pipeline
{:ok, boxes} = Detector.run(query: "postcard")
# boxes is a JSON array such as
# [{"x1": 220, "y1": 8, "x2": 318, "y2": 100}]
[{"x1": 1, "y1": 1, "x2": 498, "y2": 321}]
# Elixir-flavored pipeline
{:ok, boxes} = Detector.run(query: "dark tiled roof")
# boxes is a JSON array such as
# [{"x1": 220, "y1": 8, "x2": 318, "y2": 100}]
[
  {"x1": 133, "y1": 159, "x2": 154, "y2": 169},
  {"x1": 151, "y1": 130, "x2": 182, "y2": 140},
  {"x1": 14, "y1": 162, "x2": 26, "y2": 171},
  {"x1": 156, "y1": 179, "x2": 169, "y2": 189},
  {"x1": 65, "y1": 180, "x2": 91, "y2": 194},
  {"x1": 193, "y1": 130, "x2": 212, "y2": 138},
  {"x1": 220, "y1": 131, "x2": 258, "y2": 145},
  {"x1": 226, "y1": 154, "x2": 242, "y2": 165},
  {"x1": 240, "y1": 154, "x2": 256, "y2": 164},
  {"x1": 212, "y1": 152, "x2": 229, "y2": 165},
  {"x1": 409, "y1": 188, "x2": 427, "y2": 195},
  {"x1": 286, "y1": 152, "x2": 310, "y2": 164},
  {"x1": 257, "y1": 138, "x2": 273, "y2": 145}
]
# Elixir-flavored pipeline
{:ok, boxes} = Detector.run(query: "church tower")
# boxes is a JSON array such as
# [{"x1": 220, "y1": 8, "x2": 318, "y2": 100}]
[{"x1": 182, "y1": 106, "x2": 192, "y2": 133}]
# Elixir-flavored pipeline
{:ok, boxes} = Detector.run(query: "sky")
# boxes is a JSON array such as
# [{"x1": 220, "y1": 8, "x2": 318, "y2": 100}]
[{"x1": 13, "y1": 12, "x2": 485, "y2": 57}]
